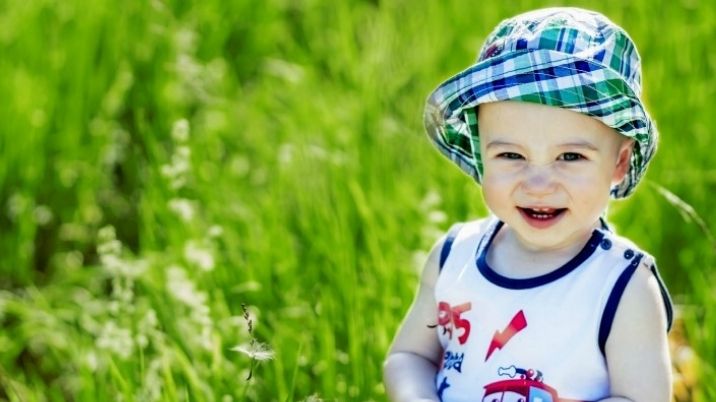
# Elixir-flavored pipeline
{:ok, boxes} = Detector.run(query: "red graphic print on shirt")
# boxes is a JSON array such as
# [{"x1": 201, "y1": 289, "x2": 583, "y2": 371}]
[
  {"x1": 485, "y1": 310, "x2": 528, "y2": 361},
  {"x1": 437, "y1": 301, "x2": 472, "y2": 344}
]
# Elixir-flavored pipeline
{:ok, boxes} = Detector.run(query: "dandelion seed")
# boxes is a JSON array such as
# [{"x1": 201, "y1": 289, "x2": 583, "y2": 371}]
[{"x1": 230, "y1": 342, "x2": 275, "y2": 361}]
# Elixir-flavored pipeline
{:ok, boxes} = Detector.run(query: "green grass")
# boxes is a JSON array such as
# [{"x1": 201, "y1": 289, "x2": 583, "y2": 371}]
[{"x1": 0, "y1": 0, "x2": 714, "y2": 401}]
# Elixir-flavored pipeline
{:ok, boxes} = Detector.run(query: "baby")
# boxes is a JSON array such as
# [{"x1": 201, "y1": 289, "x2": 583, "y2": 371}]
[{"x1": 384, "y1": 7, "x2": 673, "y2": 402}]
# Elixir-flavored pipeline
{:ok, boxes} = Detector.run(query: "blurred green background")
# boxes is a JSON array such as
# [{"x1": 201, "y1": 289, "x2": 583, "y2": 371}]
[{"x1": 0, "y1": 0, "x2": 713, "y2": 400}]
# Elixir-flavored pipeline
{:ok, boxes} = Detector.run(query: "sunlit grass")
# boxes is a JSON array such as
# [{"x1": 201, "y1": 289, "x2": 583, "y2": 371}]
[{"x1": 0, "y1": 0, "x2": 714, "y2": 401}]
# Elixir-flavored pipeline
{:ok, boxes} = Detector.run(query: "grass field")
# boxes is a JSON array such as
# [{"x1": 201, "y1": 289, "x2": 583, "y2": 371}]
[{"x1": 0, "y1": 0, "x2": 714, "y2": 401}]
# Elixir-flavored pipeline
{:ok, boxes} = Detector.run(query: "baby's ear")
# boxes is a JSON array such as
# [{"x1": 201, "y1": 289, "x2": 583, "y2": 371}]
[{"x1": 612, "y1": 139, "x2": 634, "y2": 184}]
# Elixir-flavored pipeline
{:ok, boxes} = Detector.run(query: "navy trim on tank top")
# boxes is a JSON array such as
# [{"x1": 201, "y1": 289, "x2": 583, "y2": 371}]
[
  {"x1": 475, "y1": 220, "x2": 604, "y2": 289},
  {"x1": 439, "y1": 223, "x2": 464, "y2": 271},
  {"x1": 650, "y1": 263, "x2": 674, "y2": 331},
  {"x1": 598, "y1": 253, "x2": 643, "y2": 355}
]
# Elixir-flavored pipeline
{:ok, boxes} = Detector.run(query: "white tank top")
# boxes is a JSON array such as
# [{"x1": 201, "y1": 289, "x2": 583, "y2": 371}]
[{"x1": 434, "y1": 217, "x2": 672, "y2": 402}]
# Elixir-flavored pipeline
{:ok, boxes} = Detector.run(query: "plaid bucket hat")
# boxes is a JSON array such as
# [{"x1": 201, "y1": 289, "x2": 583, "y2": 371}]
[{"x1": 424, "y1": 7, "x2": 658, "y2": 198}]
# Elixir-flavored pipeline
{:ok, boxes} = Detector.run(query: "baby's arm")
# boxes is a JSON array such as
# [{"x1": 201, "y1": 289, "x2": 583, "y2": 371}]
[
  {"x1": 598, "y1": 260, "x2": 672, "y2": 402},
  {"x1": 383, "y1": 235, "x2": 445, "y2": 402}
]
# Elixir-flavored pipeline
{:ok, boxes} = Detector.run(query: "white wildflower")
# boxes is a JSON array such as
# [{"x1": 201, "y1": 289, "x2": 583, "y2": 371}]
[
  {"x1": 167, "y1": 266, "x2": 206, "y2": 308},
  {"x1": 174, "y1": 28, "x2": 197, "y2": 54},
  {"x1": 98, "y1": 226, "x2": 121, "y2": 253},
  {"x1": 7, "y1": 193, "x2": 29, "y2": 221},
  {"x1": 168, "y1": 198, "x2": 195, "y2": 222},
  {"x1": 96, "y1": 321, "x2": 134, "y2": 360},
  {"x1": 85, "y1": 351, "x2": 99, "y2": 372},
  {"x1": 301, "y1": 394, "x2": 324, "y2": 402},
  {"x1": 336, "y1": 350, "x2": 349, "y2": 364},
  {"x1": 171, "y1": 119, "x2": 190, "y2": 143},
  {"x1": 420, "y1": 190, "x2": 442, "y2": 211},
  {"x1": 428, "y1": 210, "x2": 447, "y2": 224},
  {"x1": 33, "y1": 205, "x2": 53, "y2": 225},
  {"x1": 167, "y1": 266, "x2": 214, "y2": 350},
  {"x1": 264, "y1": 58, "x2": 305, "y2": 84},
  {"x1": 184, "y1": 241, "x2": 215, "y2": 271},
  {"x1": 161, "y1": 145, "x2": 191, "y2": 190},
  {"x1": 137, "y1": 358, "x2": 163, "y2": 402},
  {"x1": 208, "y1": 225, "x2": 223, "y2": 238}
]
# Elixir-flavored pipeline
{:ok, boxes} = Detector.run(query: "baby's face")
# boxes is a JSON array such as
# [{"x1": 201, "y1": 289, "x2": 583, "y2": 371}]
[{"x1": 478, "y1": 101, "x2": 632, "y2": 251}]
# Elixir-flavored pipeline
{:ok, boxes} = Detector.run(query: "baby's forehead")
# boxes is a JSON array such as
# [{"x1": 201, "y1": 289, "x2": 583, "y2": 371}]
[{"x1": 478, "y1": 101, "x2": 623, "y2": 145}]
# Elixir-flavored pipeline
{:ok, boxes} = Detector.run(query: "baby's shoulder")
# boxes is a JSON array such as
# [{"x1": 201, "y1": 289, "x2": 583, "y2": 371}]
[
  {"x1": 599, "y1": 229, "x2": 655, "y2": 266},
  {"x1": 598, "y1": 228, "x2": 673, "y2": 332}
]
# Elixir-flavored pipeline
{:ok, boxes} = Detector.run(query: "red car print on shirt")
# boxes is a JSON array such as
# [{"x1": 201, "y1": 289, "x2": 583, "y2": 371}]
[{"x1": 482, "y1": 366, "x2": 559, "y2": 402}]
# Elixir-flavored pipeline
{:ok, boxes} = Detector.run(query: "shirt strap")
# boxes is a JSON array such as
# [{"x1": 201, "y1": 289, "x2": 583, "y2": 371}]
[{"x1": 439, "y1": 223, "x2": 464, "y2": 271}]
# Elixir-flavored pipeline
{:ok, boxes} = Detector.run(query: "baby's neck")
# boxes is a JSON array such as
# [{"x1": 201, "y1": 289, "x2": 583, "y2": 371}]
[{"x1": 486, "y1": 225, "x2": 596, "y2": 279}]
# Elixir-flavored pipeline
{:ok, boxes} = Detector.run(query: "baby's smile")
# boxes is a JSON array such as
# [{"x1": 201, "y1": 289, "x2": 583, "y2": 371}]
[{"x1": 517, "y1": 206, "x2": 567, "y2": 229}]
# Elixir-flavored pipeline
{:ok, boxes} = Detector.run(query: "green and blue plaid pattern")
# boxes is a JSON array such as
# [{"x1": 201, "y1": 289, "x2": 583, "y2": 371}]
[{"x1": 424, "y1": 7, "x2": 657, "y2": 198}]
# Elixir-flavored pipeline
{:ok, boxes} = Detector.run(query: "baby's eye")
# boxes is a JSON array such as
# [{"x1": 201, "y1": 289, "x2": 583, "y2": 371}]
[
  {"x1": 558, "y1": 152, "x2": 585, "y2": 161},
  {"x1": 497, "y1": 152, "x2": 524, "y2": 160}
]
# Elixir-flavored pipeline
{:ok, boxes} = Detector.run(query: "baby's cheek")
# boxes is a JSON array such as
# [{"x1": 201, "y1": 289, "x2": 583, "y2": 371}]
[{"x1": 481, "y1": 176, "x2": 512, "y2": 208}]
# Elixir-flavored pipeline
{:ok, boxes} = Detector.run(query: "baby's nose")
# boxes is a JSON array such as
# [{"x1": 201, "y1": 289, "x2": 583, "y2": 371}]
[{"x1": 521, "y1": 165, "x2": 557, "y2": 196}]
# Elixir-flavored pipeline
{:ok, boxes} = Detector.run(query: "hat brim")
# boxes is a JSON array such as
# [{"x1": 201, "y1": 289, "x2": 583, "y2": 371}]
[{"x1": 424, "y1": 49, "x2": 657, "y2": 198}]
